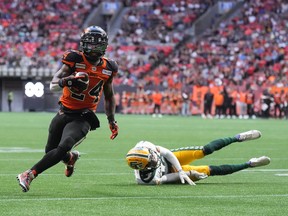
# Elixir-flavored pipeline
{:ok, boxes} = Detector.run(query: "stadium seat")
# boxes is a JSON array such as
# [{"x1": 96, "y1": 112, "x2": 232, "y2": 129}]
[
  {"x1": 44, "y1": 68, "x2": 51, "y2": 77},
  {"x1": 8, "y1": 68, "x2": 14, "y2": 77},
  {"x1": 0, "y1": 66, "x2": 8, "y2": 77},
  {"x1": 15, "y1": 68, "x2": 21, "y2": 76},
  {"x1": 21, "y1": 67, "x2": 28, "y2": 77},
  {"x1": 30, "y1": 68, "x2": 37, "y2": 77}
]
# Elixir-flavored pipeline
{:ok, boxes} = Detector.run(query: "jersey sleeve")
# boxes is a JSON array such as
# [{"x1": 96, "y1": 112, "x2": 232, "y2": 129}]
[
  {"x1": 158, "y1": 146, "x2": 182, "y2": 172},
  {"x1": 61, "y1": 50, "x2": 83, "y2": 69},
  {"x1": 105, "y1": 58, "x2": 118, "y2": 77}
]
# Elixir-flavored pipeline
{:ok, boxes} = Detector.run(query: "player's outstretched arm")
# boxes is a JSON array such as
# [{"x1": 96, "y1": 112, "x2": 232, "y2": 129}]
[
  {"x1": 159, "y1": 171, "x2": 207, "y2": 185},
  {"x1": 158, "y1": 146, "x2": 195, "y2": 185}
]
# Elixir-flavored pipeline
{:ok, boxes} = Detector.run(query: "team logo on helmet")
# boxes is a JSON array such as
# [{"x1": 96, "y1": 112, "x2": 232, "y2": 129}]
[
  {"x1": 126, "y1": 147, "x2": 150, "y2": 170},
  {"x1": 126, "y1": 146, "x2": 161, "y2": 170}
]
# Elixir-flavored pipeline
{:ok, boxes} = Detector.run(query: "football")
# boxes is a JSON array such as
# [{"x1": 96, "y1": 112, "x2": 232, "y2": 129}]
[
  {"x1": 70, "y1": 72, "x2": 89, "y2": 93},
  {"x1": 75, "y1": 72, "x2": 89, "y2": 82}
]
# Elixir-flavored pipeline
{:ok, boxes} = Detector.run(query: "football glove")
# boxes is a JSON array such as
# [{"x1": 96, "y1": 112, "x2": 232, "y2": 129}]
[
  {"x1": 109, "y1": 121, "x2": 119, "y2": 140},
  {"x1": 59, "y1": 72, "x2": 89, "y2": 93},
  {"x1": 189, "y1": 170, "x2": 208, "y2": 180},
  {"x1": 179, "y1": 170, "x2": 196, "y2": 185}
]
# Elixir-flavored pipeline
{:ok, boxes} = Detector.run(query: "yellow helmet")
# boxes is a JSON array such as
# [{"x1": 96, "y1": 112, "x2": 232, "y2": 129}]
[{"x1": 126, "y1": 146, "x2": 160, "y2": 170}]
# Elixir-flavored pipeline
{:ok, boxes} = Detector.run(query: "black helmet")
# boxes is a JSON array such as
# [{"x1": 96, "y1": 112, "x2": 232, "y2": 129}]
[{"x1": 80, "y1": 26, "x2": 108, "y2": 58}]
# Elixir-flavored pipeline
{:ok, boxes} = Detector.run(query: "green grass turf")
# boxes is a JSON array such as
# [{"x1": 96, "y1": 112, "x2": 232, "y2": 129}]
[{"x1": 0, "y1": 112, "x2": 287, "y2": 216}]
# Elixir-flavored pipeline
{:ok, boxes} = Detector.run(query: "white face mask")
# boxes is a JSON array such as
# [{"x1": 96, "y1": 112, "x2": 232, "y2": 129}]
[{"x1": 147, "y1": 149, "x2": 161, "y2": 169}]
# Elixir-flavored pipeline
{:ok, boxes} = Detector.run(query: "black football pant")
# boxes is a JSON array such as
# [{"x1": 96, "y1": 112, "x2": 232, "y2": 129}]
[{"x1": 31, "y1": 112, "x2": 90, "y2": 175}]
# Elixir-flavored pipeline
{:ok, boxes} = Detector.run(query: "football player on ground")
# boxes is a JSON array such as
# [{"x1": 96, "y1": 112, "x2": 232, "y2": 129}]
[
  {"x1": 17, "y1": 26, "x2": 119, "y2": 192},
  {"x1": 126, "y1": 130, "x2": 270, "y2": 185}
]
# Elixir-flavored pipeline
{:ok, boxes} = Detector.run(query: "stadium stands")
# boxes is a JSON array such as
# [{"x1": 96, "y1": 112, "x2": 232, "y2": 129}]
[
  {"x1": 0, "y1": 0, "x2": 287, "y2": 117},
  {"x1": 0, "y1": 0, "x2": 99, "y2": 72}
]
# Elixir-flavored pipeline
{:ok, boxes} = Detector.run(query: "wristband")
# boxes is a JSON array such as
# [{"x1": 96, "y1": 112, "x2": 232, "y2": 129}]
[{"x1": 58, "y1": 79, "x2": 65, "y2": 88}]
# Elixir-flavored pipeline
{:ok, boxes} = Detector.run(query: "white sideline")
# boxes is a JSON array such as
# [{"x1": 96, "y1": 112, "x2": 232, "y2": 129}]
[{"x1": 0, "y1": 194, "x2": 288, "y2": 202}]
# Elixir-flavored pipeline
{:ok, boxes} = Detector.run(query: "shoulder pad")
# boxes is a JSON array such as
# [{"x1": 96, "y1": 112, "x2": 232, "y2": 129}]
[
  {"x1": 103, "y1": 58, "x2": 118, "y2": 73},
  {"x1": 62, "y1": 50, "x2": 84, "y2": 63}
]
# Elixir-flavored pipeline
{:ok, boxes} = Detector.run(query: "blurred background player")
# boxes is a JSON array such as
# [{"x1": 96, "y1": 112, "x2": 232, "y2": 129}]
[
  {"x1": 283, "y1": 90, "x2": 288, "y2": 119},
  {"x1": 273, "y1": 90, "x2": 284, "y2": 118},
  {"x1": 17, "y1": 26, "x2": 119, "y2": 192},
  {"x1": 228, "y1": 88, "x2": 239, "y2": 119},
  {"x1": 260, "y1": 89, "x2": 274, "y2": 118},
  {"x1": 202, "y1": 88, "x2": 214, "y2": 119},
  {"x1": 214, "y1": 90, "x2": 224, "y2": 119},
  {"x1": 238, "y1": 90, "x2": 248, "y2": 119},
  {"x1": 7, "y1": 91, "x2": 13, "y2": 112},
  {"x1": 245, "y1": 89, "x2": 256, "y2": 119},
  {"x1": 181, "y1": 90, "x2": 190, "y2": 116},
  {"x1": 126, "y1": 130, "x2": 270, "y2": 185},
  {"x1": 152, "y1": 88, "x2": 163, "y2": 117}
]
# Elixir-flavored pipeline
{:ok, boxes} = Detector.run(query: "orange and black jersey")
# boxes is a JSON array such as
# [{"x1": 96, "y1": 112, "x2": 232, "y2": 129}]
[
  {"x1": 60, "y1": 50, "x2": 118, "y2": 111},
  {"x1": 245, "y1": 93, "x2": 254, "y2": 105}
]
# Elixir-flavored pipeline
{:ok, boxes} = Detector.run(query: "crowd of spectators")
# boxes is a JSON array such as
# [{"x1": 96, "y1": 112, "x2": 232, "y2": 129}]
[
  {"x1": 140, "y1": 0, "x2": 288, "y2": 89},
  {"x1": 114, "y1": 0, "x2": 288, "y2": 119},
  {"x1": 1, "y1": 0, "x2": 287, "y2": 118},
  {"x1": 112, "y1": 0, "x2": 213, "y2": 46},
  {"x1": 108, "y1": 0, "x2": 214, "y2": 86},
  {"x1": 0, "y1": 0, "x2": 100, "y2": 71},
  {"x1": 0, "y1": 0, "x2": 213, "y2": 78}
]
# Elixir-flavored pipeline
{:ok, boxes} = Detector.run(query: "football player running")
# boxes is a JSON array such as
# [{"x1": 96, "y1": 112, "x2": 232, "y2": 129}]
[
  {"x1": 126, "y1": 130, "x2": 270, "y2": 185},
  {"x1": 17, "y1": 26, "x2": 119, "y2": 192}
]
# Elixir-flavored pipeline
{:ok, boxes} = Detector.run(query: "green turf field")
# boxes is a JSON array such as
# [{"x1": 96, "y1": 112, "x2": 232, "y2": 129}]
[{"x1": 0, "y1": 112, "x2": 287, "y2": 216}]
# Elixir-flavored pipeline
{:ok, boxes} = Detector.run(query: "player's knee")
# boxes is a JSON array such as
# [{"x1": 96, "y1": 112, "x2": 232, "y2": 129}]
[
  {"x1": 45, "y1": 142, "x2": 58, "y2": 153},
  {"x1": 59, "y1": 136, "x2": 76, "y2": 152},
  {"x1": 54, "y1": 145, "x2": 68, "y2": 159},
  {"x1": 202, "y1": 146, "x2": 212, "y2": 155}
]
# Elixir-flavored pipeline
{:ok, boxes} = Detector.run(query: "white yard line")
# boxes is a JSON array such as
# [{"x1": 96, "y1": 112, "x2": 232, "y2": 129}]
[
  {"x1": 1, "y1": 194, "x2": 288, "y2": 202},
  {"x1": 1, "y1": 169, "x2": 287, "y2": 176},
  {"x1": 243, "y1": 169, "x2": 288, "y2": 172},
  {"x1": 0, "y1": 173, "x2": 130, "y2": 176}
]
